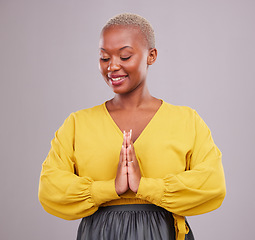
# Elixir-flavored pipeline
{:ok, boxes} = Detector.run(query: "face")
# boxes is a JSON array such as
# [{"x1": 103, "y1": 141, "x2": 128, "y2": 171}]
[{"x1": 99, "y1": 26, "x2": 156, "y2": 95}]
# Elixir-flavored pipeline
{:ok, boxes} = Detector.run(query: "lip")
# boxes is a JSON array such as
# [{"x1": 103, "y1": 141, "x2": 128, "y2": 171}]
[
  {"x1": 107, "y1": 74, "x2": 128, "y2": 86},
  {"x1": 108, "y1": 74, "x2": 127, "y2": 79}
]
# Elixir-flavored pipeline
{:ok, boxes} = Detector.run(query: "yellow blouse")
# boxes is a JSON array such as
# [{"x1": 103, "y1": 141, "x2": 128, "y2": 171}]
[{"x1": 38, "y1": 101, "x2": 226, "y2": 240}]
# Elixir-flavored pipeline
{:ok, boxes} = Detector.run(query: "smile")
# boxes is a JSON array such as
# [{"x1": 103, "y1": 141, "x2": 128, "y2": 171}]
[
  {"x1": 111, "y1": 76, "x2": 126, "y2": 81},
  {"x1": 108, "y1": 75, "x2": 128, "y2": 86}
]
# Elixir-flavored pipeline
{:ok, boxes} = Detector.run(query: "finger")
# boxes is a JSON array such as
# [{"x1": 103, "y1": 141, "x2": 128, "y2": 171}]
[
  {"x1": 126, "y1": 147, "x2": 131, "y2": 165},
  {"x1": 126, "y1": 136, "x2": 130, "y2": 148},
  {"x1": 119, "y1": 145, "x2": 123, "y2": 164},
  {"x1": 126, "y1": 129, "x2": 132, "y2": 148},
  {"x1": 120, "y1": 145, "x2": 127, "y2": 165},
  {"x1": 124, "y1": 130, "x2": 129, "y2": 148},
  {"x1": 123, "y1": 130, "x2": 126, "y2": 148},
  {"x1": 127, "y1": 144, "x2": 135, "y2": 165},
  {"x1": 126, "y1": 144, "x2": 131, "y2": 162},
  {"x1": 129, "y1": 129, "x2": 134, "y2": 148},
  {"x1": 124, "y1": 145, "x2": 128, "y2": 162}
]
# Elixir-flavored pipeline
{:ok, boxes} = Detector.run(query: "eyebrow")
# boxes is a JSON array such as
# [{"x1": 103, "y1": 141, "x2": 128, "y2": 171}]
[{"x1": 100, "y1": 46, "x2": 134, "y2": 51}]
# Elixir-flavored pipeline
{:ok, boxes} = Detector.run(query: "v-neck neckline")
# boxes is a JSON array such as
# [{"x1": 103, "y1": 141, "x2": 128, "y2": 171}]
[{"x1": 102, "y1": 100, "x2": 164, "y2": 145}]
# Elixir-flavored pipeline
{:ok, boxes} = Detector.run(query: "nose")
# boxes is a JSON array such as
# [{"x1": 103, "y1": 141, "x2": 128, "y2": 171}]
[{"x1": 107, "y1": 58, "x2": 121, "y2": 72}]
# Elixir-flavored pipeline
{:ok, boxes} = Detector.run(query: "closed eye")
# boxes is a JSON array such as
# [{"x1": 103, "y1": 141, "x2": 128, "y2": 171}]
[
  {"x1": 100, "y1": 58, "x2": 110, "y2": 62},
  {"x1": 120, "y1": 56, "x2": 131, "y2": 61}
]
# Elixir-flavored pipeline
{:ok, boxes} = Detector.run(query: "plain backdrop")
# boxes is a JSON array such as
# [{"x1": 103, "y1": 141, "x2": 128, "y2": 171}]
[{"x1": 0, "y1": 0, "x2": 254, "y2": 239}]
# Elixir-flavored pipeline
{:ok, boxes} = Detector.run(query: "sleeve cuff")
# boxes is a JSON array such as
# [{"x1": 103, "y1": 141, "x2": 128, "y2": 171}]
[
  {"x1": 136, "y1": 177, "x2": 165, "y2": 204},
  {"x1": 90, "y1": 179, "x2": 120, "y2": 206}
]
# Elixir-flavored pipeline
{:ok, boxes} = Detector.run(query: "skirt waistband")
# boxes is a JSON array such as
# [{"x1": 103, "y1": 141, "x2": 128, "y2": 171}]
[{"x1": 98, "y1": 204, "x2": 167, "y2": 212}]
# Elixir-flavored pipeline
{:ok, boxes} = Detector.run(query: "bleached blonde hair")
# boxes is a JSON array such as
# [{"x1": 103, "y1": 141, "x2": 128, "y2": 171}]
[{"x1": 102, "y1": 13, "x2": 155, "y2": 49}]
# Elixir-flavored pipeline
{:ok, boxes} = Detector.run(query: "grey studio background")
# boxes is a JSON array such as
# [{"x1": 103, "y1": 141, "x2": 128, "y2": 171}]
[{"x1": 0, "y1": 0, "x2": 254, "y2": 239}]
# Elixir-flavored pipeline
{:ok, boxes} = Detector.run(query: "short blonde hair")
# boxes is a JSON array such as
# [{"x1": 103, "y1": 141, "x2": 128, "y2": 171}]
[{"x1": 102, "y1": 13, "x2": 155, "y2": 49}]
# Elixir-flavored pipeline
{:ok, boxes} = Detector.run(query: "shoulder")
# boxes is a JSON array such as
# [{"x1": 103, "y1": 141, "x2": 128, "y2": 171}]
[
  {"x1": 59, "y1": 103, "x2": 105, "y2": 129},
  {"x1": 162, "y1": 101, "x2": 212, "y2": 136},
  {"x1": 162, "y1": 101, "x2": 209, "y2": 130},
  {"x1": 70, "y1": 103, "x2": 105, "y2": 121},
  {"x1": 162, "y1": 101, "x2": 196, "y2": 120}
]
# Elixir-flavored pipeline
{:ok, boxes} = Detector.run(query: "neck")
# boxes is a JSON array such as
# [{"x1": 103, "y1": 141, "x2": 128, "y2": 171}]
[{"x1": 111, "y1": 84, "x2": 153, "y2": 109}]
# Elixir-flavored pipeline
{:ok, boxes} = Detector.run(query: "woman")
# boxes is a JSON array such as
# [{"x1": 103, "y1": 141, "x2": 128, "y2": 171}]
[{"x1": 38, "y1": 13, "x2": 226, "y2": 240}]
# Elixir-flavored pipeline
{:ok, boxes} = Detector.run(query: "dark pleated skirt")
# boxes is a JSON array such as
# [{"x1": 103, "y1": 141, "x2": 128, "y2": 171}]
[{"x1": 77, "y1": 204, "x2": 194, "y2": 240}]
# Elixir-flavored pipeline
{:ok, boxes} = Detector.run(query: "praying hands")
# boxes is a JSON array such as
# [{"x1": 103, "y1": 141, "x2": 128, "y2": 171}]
[{"x1": 115, "y1": 130, "x2": 142, "y2": 195}]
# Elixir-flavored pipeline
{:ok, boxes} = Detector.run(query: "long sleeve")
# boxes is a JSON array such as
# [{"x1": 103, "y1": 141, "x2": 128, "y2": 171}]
[
  {"x1": 136, "y1": 110, "x2": 226, "y2": 216},
  {"x1": 38, "y1": 113, "x2": 120, "y2": 220},
  {"x1": 136, "y1": 109, "x2": 226, "y2": 240}
]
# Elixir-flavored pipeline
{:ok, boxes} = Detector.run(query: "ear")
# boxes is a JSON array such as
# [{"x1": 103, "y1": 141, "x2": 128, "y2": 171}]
[{"x1": 147, "y1": 48, "x2": 158, "y2": 65}]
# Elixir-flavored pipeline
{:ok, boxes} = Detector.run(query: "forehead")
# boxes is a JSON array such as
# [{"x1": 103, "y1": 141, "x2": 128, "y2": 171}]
[{"x1": 99, "y1": 25, "x2": 147, "y2": 51}]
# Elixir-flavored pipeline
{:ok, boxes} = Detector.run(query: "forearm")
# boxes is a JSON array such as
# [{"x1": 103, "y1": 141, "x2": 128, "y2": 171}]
[{"x1": 136, "y1": 165, "x2": 226, "y2": 216}]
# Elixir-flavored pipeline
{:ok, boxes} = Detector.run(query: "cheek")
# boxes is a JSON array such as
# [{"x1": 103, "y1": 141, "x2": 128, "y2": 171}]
[
  {"x1": 99, "y1": 62, "x2": 106, "y2": 75},
  {"x1": 130, "y1": 58, "x2": 147, "y2": 75},
  {"x1": 127, "y1": 57, "x2": 145, "y2": 73}
]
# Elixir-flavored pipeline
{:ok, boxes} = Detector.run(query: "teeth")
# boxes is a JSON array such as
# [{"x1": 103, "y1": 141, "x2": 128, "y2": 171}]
[{"x1": 111, "y1": 76, "x2": 126, "y2": 81}]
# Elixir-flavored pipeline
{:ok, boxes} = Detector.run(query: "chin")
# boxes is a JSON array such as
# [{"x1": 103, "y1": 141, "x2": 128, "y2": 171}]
[{"x1": 111, "y1": 88, "x2": 127, "y2": 95}]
